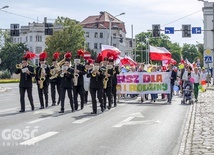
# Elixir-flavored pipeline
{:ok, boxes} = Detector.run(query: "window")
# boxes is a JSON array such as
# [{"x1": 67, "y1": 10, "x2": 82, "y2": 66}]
[
  {"x1": 36, "y1": 35, "x2": 42, "y2": 42},
  {"x1": 17, "y1": 38, "x2": 19, "y2": 43},
  {"x1": 94, "y1": 32, "x2": 98, "y2": 38},
  {"x1": 13, "y1": 38, "x2": 16, "y2": 43},
  {"x1": 100, "y1": 32, "x2": 103, "y2": 38},
  {"x1": 113, "y1": 44, "x2": 117, "y2": 47},
  {"x1": 29, "y1": 47, "x2": 33, "y2": 52},
  {"x1": 86, "y1": 42, "x2": 90, "y2": 48},
  {"x1": 26, "y1": 36, "x2": 28, "y2": 42},
  {"x1": 99, "y1": 43, "x2": 102, "y2": 49},
  {"x1": 20, "y1": 37, "x2": 22, "y2": 43},
  {"x1": 94, "y1": 43, "x2": 98, "y2": 49},
  {"x1": 85, "y1": 32, "x2": 89, "y2": 38},
  {"x1": 35, "y1": 47, "x2": 42, "y2": 54},
  {"x1": 35, "y1": 59, "x2": 39, "y2": 66},
  {"x1": 113, "y1": 33, "x2": 116, "y2": 39},
  {"x1": 30, "y1": 36, "x2": 33, "y2": 42}
]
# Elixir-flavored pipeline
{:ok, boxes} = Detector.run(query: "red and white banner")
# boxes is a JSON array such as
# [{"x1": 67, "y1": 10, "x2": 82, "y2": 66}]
[
  {"x1": 83, "y1": 51, "x2": 91, "y2": 59},
  {"x1": 100, "y1": 44, "x2": 121, "y2": 60},
  {"x1": 149, "y1": 46, "x2": 171, "y2": 61}
]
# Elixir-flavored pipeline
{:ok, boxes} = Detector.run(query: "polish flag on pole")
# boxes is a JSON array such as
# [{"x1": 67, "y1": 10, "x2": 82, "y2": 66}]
[
  {"x1": 101, "y1": 45, "x2": 121, "y2": 55},
  {"x1": 149, "y1": 45, "x2": 171, "y2": 61}
]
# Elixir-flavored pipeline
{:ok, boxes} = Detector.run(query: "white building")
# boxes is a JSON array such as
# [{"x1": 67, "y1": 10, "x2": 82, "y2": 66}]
[
  {"x1": 11, "y1": 22, "x2": 47, "y2": 65},
  {"x1": 80, "y1": 11, "x2": 127, "y2": 56},
  {"x1": 201, "y1": 1, "x2": 214, "y2": 68}
]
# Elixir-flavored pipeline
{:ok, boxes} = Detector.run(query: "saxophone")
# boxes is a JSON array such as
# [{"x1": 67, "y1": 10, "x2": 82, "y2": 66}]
[
  {"x1": 73, "y1": 59, "x2": 80, "y2": 86},
  {"x1": 50, "y1": 58, "x2": 65, "y2": 80},
  {"x1": 39, "y1": 64, "x2": 46, "y2": 89},
  {"x1": 103, "y1": 65, "x2": 112, "y2": 89}
]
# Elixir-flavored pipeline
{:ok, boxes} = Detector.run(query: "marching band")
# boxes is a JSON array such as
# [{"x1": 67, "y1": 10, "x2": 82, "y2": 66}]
[{"x1": 15, "y1": 51, "x2": 121, "y2": 114}]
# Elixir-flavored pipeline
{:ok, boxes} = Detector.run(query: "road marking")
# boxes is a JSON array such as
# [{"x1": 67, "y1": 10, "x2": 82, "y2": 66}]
[
  {"x1": 20, "y1": 132, "x2": 58, "y2": 145},
  {"x1": 113, "y1": 116, "x2": 135, "y2": 127},
  {"x1": 0, "y1": 107, "x2": 20, "y2": 114},
  {"x1": 28, "y1": 117, "x2": 50, "y2": 124},
  {"x1": 34, "y1": 109, "x2": 54, "y2": 115},
  {"x1": 73, "y1": 117, "x2": 94, "y2": 124}
]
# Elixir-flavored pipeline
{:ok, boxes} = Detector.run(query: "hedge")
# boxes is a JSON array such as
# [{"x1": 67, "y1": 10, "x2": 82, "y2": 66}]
[{"x1": 0, "y1": 79, "x2": 20, "y2": 83}]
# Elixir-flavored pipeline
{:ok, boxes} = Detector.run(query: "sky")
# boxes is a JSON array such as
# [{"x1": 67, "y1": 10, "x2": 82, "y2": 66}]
[{"x1": 0, "y1": 0, "x2": 211, "y2": 46}]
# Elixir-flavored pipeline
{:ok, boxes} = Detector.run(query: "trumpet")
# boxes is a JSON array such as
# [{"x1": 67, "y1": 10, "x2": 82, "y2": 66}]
[
  {"x1": 16, "y1": 63, "x2": 22, "y2": 69},
  {"x1": 60, "y1": 65, "x2": 68, "y2": 77}
]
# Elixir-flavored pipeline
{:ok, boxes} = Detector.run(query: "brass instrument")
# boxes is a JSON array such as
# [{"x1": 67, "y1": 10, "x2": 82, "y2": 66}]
[
  {"x1": 16, "y1": 63, "x2": 22, "y2": 69},
  {"x1": 73, "y1": 59, "x2": 80, "y2": 86},
  {"x1": 92, "y1": 66, "x2": 99, "y2": 77},
  {"x1": 103, "y1": 65, "x2": 112, "y2": 89},
  {"x1": 50, "y1": 58, "x2": 65, "y2": 80},
  {"x1": 39, "y1": 64, "x2": 46, "y2": 89}
]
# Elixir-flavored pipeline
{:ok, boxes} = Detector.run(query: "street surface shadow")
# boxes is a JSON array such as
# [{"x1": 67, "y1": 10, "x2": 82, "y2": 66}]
[{"x1": 0, "y1": 110, "x2": 32, "y2": 117}]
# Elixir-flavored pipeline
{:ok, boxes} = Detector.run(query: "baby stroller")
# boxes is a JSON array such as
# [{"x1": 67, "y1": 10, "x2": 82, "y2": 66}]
[{"x1": 181, "y1": 81, "x2": 194, "y2": 104}]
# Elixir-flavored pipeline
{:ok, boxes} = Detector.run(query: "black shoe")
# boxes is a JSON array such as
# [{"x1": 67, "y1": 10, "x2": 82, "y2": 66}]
[
  {"x1": 31, "y1": 107, "x2": 35, "y2": 111},
  {"x1": 19, "y1": 110, "x2": 25, "y2": 113},
  {"x1": 57, "y1": 101, "x2": 60, "y2": 105},
  {"x1": 40, "y1": 106, "x2": 44, "y2": 109},
  {"x1": 114, "y1": 104, "x2": 117, "y2": 107},
  {"x1": 71, "y1": 109, "x2": 75, "y2": 112},
  {"x1": 52, "y1": 102, "x2": 56, "y2": 106},
  {"x1": 59, "y1": 110, "x2": 64, "y2": 113},
  {"x1": 91, "y1": 112, "x2": 97, "y2": 114},
  {"x1": 46, "y1": 104, "x2": 48, "y2": 108},
  {"x1": 81, "y1": 106, "x2": 84, "y2": 110}
]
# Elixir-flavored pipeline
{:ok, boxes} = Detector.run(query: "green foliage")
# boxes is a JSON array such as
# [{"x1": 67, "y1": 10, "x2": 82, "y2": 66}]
[
  {"x1": 45, "y1": 16, "x2": 85, "y2": 63},
  {"x1": 0, "y1": 70, "x2": 11, "y2": 79},
  {"x1": 181, "y1": 43, "x2": 200, "y2": 63},
  {"x1": 0, "y1": 42, "x2": 28, "y2": 74}
]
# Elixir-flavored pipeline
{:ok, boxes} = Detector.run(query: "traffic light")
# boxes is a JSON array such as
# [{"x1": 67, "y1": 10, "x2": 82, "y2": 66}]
[
  {"x1": 182, "y1": 25, "x2": 191, "y2": 38},
  {"x1": 10, "y1": 24, "x2": 20, "y2": 36},
  {"x1": 152, "y1": 24, "x2": 160, "y2": 37},
  {"x1": 45, "y1": 23, "x2": 53, "y2": 35}
]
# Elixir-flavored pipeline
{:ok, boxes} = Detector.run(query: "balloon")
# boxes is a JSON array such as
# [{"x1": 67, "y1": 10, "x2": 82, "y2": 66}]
[
  {"x1": 179, "y1": 64, "x2": 184, "y2": 69},
  {"x1": 201, "y1": 88, "x2": 205, "y2": 92},
  {"x1": 202, "y1": 84, "x2": 207, "y2": 90},
  {"x1": 147, "y1": 68, "x2": 151, "y2": 73},
  {"x1": 173, "y1": 86, "x2": 179, "y2": 91},
  {"x1": 198, "y1": 85, "x2": 202, "y2": 89},
  {"x1": 201, "y1": 80, "x2": 206, "y2": 85},
  {"x1": 189, "y1": 78, "x2": 194, "y2": 83}
]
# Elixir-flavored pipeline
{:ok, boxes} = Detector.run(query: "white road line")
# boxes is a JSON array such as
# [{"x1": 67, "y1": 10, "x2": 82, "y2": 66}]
[
  {"x1": 0, "y1": 107, "x2": 20, "y2": 113},
  {"x1": 20, "y1": 132, "x2": 58, "y2": 145},
  {"x1": 73, "y1": 117, "x2": 94, "y2": 124},
  {"x1": 28, "y1": 117, "x2": 50, "y2": 124},
  {"x1": 113, "y1": 116, "x2": 135, "y2": 128}
]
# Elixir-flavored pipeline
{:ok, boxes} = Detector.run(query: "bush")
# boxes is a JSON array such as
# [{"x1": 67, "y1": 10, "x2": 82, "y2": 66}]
[
  {"x1": 0, "y1": 70, "x2": 11, "y2": 79},
  {"x1": 0, "y1": 79, "x2": 19, "y2": 83}
]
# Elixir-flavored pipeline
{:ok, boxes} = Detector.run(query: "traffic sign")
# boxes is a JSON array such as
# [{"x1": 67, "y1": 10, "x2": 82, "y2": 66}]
[
  {"x1": 192, "y1": 27, "x2": 201, "y2": 34},
  {"x1": 204, "y1": 56, "x2": 213, "y2": 63},
  {"x1": 165, "y1": 27, "x2": 174, "y2": 34}
]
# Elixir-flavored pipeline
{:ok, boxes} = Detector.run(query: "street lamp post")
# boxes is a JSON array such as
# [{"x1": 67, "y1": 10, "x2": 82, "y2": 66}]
[{"x1": 108, "y1": 12, "x2": 125, "y2": 46}]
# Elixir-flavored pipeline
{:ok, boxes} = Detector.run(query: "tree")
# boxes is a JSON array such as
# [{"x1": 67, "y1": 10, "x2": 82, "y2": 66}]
[
  {"x1": 0, "y1": 42, "x2": 28, "y2": 74},
  {"x1": 45, "y1": 16, "x2": 85, "y2": 63},
  {"x1": 181, "y1": 44, "x2": 200, "y2": 63}
]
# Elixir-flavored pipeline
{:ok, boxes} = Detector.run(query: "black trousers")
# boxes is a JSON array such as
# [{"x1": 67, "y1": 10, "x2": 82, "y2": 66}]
[
  {"x1": 73, "y1": 85, "x2": 85, "y2": 110},
  {"x1": 103, "y1": 87, "x2": 112, "y2": 109},
  {"x1": 37, "y1": 85, "x2": 49, "y2": 107},
  {"x1": 84, "y1": 91, "x2": 88, "y2": 103},
  {"x1": 60, "y1": 87, "x2": 74, "y2": 111},
  {"x1": 112, "y1": 85, "x2": 117, "y2": 106},
  {"x1": 50, "y1": 82, "x2": 60, "y2": 104},
  {"x1": 90, "y1": 88, "x2": 103, "y2": 113},
  {"x1": 19, "y1": 87, "x2": 34, "y2": 111}
]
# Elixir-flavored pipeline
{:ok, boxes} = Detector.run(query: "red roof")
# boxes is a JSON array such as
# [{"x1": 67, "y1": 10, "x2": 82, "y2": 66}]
[{"x1": 80, "y1": 11, "x2": 126, "y2": 33}]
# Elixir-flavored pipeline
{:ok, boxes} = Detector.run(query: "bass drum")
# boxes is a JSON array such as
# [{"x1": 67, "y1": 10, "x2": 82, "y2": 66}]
[{"x1": 83, "y1": 75, "x2": 90, "y2": 91}]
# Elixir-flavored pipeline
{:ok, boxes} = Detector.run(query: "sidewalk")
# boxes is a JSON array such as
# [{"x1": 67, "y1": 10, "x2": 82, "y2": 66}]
[{"x1": 178, "y1": 86, "x2": 214, "y2": 155}]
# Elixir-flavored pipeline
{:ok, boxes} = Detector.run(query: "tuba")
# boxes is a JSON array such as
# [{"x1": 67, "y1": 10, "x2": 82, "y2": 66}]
[
  {"x1": 73, "y1": 59, "x2": 80, "y2": 86},
  {"x1": 39, "y1": 64, "x2": 46, "y2": 89},
  {"x1": 103, "y1": 65, "x2": 112, "y2": 89}
]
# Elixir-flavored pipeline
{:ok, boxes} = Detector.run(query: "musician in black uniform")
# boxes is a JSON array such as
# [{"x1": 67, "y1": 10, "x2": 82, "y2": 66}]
[
  {"x1": 73, "y1": 57, "x2": 86, "y2": 110},
  {"x1": 15, "y1": 52, "x2": 36, "y2": 112},
  {"x1": 59, "y1": 52, "x2": 74, "y2": 113},
  {"x1": 109, "y1": 58, "x2": 120, "y2": 107},
  {"x1": 87, "y1": 59, "x2": 105, "y2": 114},
  {"x1": 50, "y1": 52, "x2": 61, "y2": 106},
  {"x1": 102, "y1": 57, "x2": 114, "y2": 110},
  {"x1": 35, "y1": 52, "x2": 50, "y2": 109}
]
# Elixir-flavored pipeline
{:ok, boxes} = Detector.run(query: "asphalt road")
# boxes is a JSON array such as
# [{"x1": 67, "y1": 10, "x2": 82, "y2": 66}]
[{"x1": 0, "y1": 83, "x2": 190, "y2": 155}]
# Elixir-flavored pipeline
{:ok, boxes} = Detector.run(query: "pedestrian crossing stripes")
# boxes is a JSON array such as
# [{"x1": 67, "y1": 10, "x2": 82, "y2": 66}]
[{"x1": 20, "y1": 132, "x2": 58, "y2": 145}]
